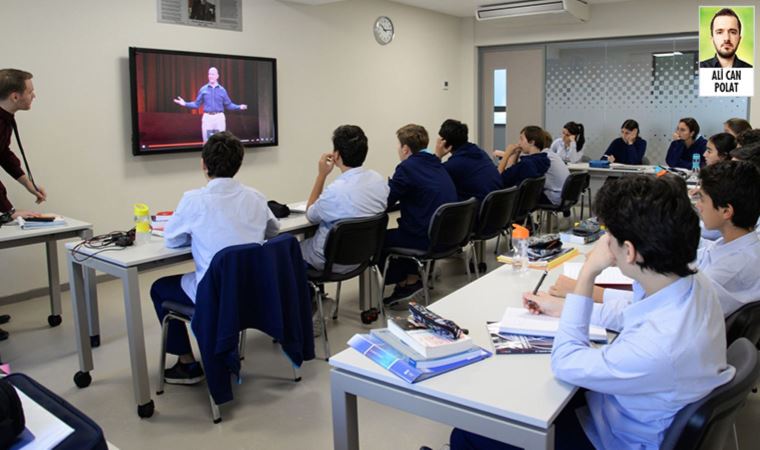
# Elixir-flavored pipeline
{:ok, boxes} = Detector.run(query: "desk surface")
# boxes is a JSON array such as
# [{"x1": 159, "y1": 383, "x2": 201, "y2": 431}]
[
  {"x1": 330, "y1": 249, "x2": 591, "y2": 429},
  {"x1": 568, "y1": 162, "x2": 656, "y2": 175},
  {"x1": 0, "y1": 217, "x2": 92, "y2": 243}
]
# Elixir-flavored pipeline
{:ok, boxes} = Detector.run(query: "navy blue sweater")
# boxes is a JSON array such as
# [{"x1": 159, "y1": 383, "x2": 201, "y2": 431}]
[
  {"x1": 604, "y1": 137, "x2": 647, "y2": 165},
  {"x1": 666, "y1": 136, "x2": 707, "y2": 169},
  {"x1": 388, "y1": 151, "x2": 457, "y2": 240},
  {"x1": 501, "y1": 152, "x2": 550, "y2": 188},
  {"x1": 443, "y1": 142, "x2": 503, "y2": 201}
]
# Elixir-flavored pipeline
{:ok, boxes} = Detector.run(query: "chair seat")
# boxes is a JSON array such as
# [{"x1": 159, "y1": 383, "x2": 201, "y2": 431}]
[
  {"x1": 307, "y1": 265, "x2": 368, "y2": 284},
  {"x1": 536, "y1": 202, "x2": 565, "y2": 212},
  {"x1": 162, "y1": 300, "x2": 195, "y2": 320},
  {"x1": 387, "y1": 246, "x2": 464, "y2": 261}
]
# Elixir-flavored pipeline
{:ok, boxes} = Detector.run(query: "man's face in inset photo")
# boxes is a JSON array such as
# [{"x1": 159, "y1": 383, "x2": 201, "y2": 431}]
[{"x1": 711, "y1": 14, "x2": 742, "y2": 59}]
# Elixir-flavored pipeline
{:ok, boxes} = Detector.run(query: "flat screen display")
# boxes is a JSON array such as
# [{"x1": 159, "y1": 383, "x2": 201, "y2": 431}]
[{"x1": 129, "y1": 47, "x2": 277, "y2": 155}]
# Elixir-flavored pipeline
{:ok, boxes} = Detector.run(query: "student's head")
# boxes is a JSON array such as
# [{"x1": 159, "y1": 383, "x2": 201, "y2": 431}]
[
  {"x1": 331, "y1": 125, "x2": 368, "y2": 168},
  {"x1": 593, "y1": 174, "x2": 699, "y2": 278},
  {"x1": 396, "y1": 124, "x2": 429, "y2": 161},
  {"x1": 697, "y1": 160, "x2": 760, "y2": 231},
  {"x1": 704, "y1": 132, "x2": 736, "y2": 165},
  {"x1": 730, "y1": 142, "x2": 760, "y2": 171},
  {"x1": 724, "y1": 118, "x2": 751, "y2": 137},
  {"x1": 620, "y1": 119, "x2": 639, "y2": 140},
  {"x1": 710, "y1": 8, "x2": 742, "y2": 59},
  {"x1": 676, "y1": 117, "x2": 700, "y2": 141},
  {"x1": 562, "y1": 121, "x2": 585, "y2": 151},
  {"x1": 736, "y1": 128, "x2": 760, "y2": 147},
  {"x1": 208, "y1": 67, "x2": 219, "y2": 84},
  {"x1": 519, "y1": 126, "x2": 547, "y2": 153},
  {"x1": 201, "y1": 131, "x2": 244, "y2": 178},
  {"x1": 0, "y1": 69, "x2": 35, "y2": 111},
  {"x1": 438, "y1": 119, "x2": 468, "y2": 152}
]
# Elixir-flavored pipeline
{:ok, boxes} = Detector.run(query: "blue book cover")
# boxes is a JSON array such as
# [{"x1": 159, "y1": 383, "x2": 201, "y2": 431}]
[{"x1": 347, "y1": 333, "x2": 491, "y2": 384}]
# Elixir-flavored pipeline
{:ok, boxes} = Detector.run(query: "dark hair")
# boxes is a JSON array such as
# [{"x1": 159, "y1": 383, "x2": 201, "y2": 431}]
[
  {"x1": 710, "y1": 8, "x2": 742, "y2": 35},
  {"x1": 736, "y1": 128, "x2": 760, "y2": 147},
  {"x1": 202, "y1": 131, "x2": 244, "y2": 178},
  {"x1": 699, "y1": 161, "x2": 760, "y2": 229},
  {"x1": 708, "y1": 133, "x2": 736, "y2": 161},
  {"x1": 564, "y1": 121, "x2": 585, "y2": 151},
  {"x1": 730, "y1": 142, "x2": 760, "y2": 172},
  {"x1": 396, "y1": 124, "x2": 429, "y2": 154},
  {"x1": 621, "y1": 119, "x2": 640, "y2": 134},
  {"x1": 725, "y1": 118, "x2": 752, "y2": 136},
  {"x1": 593, "y1": 174, "x2": 699, "y2": 277},
  {"x1": 679, "y1": 117, "x2": 700, "y2": 140},
  {"x1": 520, "y1": 125, "x2": 548, "y2": 150},
  {"x1": 332, "y1": 125, "x2": 368, "y2": 167},
  {"x1": 0, "y1": 69, "x2": 33, "y2": 100},
  {"x1": 438, "y1": 119, "x2": 468, "y2": 151}
]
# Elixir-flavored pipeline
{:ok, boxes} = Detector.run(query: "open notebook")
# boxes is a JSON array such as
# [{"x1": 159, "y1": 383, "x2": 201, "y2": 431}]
[
  {"x1": 289, "y1": 201, "x2": 308, "y2": 213},
  {"x1": 563, "y1": 262, "x2": 633, "y2": 286},
  {"x1": 499, "y1": 307, "x2": 608, "y2": 342}
]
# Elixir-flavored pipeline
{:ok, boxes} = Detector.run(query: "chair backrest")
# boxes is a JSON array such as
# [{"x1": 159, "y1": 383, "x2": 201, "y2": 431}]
[
  {"x1": 473, "y1": 186, "x2": 519, "y2": 240},
  {"x1": 725, "y1": 301, "x2": 760, "y2": 347},
  {"x1": 427, "y1": 198, "x2": 478, "y2": 255},
  {"x1": 556, "y1": 171, "x2": 589, "y2": 211},
  {"x1": 642, "y1": 155, "x2": 651, "y2": 165},
  {"x1": 660, "y1": 338, "x2": 760, "y2": 450},
  {"x1": 322, "y1": 213, "x2": 389, "y2": 276},
  {"x1": 513, "y1": 176, "x2": 546, "y2": 223}
]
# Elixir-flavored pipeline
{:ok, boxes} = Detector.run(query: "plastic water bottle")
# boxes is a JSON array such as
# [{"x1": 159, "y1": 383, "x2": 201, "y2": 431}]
[
  {"x1": 133, "y1": 203, "x2": 151, "y2": 245},
  {"x1": 511, "y1": 224, "x2": 530, "y2": 273},
  {"x1": 687, "y1": 153, "x2": 701, "y2": 185}
]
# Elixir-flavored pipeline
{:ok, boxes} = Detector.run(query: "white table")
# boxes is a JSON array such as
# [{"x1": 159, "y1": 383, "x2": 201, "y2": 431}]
[
  {"x1": 0, "y1": 218, "x2": 97, "y2": 331},
  {"x1": 65, "y1": 212, "x2": 318, "y2": 418},
  {"x1": 329, "y1": 250, "x2": 591, "y2": 450}
]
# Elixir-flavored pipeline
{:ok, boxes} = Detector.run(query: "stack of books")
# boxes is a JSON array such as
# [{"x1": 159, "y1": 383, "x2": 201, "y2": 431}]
[
  {"x1": 150, "y1": 211, "x2": 173, "y2": 237},
  {"x1": 498, "y1": 307, "x2": 608, "y2": 343},
  {"x1": 18, "y1": 215, "x2": 66, "y2": 229},
  {"x1": 497, "y1": 247, "x2": 579, "y2": 270},
  {"x1": 347, "y1": 319, "x2": 490, "y2": 383},
  {"x1": 559, "y1": 229, "x2": 604, "y2": 244}
]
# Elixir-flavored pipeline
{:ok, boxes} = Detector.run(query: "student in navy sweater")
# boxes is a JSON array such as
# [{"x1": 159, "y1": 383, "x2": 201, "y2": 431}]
[
  {"x1": 665, "y1": 117, "x2": 707, "y2": 169},
  {"x1": 382, "y1": 124, "x2": 457, "y2": 306},
  {"x1": 603, "y1": 119, "x2": 646, "y2": 165},
  {"x1": 435, "y1": 119, "x2": 501, "y2": 202},
  {"x1": 724, "y1": 117, "x2": 751, "y2": 138},
  {"x1": 497, "y1": 125, "x2": 550, "y2": 188}
]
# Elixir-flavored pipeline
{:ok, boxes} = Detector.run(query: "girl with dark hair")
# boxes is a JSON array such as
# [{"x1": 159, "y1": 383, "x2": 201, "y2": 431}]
[
  {"x1": 703, "y1": 132, "x2": 736, "y2": 166},
  {"x1": 603, "y1": 119, "x2": 646, "y2": 165},
  {"x1": 724, "y1": 118, "x2": 752, "y2": 137},
  {"x1": 665, "y1": 117, "x2": 707, "y2": 169},
  {"x1": 549, "y1": 121, "x2": 585, "y2": 163}
]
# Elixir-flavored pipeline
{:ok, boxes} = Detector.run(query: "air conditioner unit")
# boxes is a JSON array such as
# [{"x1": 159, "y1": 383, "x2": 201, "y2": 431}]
[{"x1": 476, "y1": 0, "x2": 589, "y2": 22}]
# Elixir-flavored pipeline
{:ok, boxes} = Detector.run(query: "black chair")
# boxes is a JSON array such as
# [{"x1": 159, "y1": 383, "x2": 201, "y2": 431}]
[
  {"x1": 307, "y1": 213, "x2": 389, "y2": 358},
  {"x1": 660, "y1": 338, "x2": 760, "y2": 450},
  {"x1": 512, "y1": 176, "x2": 546, "y2": 230},
  {"x1": 470, "y1": 187, "x2": 519, "y2": 274},
  {"x1": 725, "y1": 301, "x2": 760, "y2": 348},
  {"x1": 579, "y1": 172, "x2": 592, "y2": 220},
  {"x1": 536, "y1": 171, "x2": 589, "y2": 233},
  {"x1": 382, "y1": 198, "x2": 478, "y2": 307}
]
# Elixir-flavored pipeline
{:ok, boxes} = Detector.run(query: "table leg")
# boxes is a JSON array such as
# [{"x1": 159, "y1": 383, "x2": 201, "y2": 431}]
[
  {"x1": 120, "y1": 266, "x2": 154, "y2": 418},
  {"x1": 331, "y1": 370, "x2": 359, "y2": 450},
  {"x1": 45, "y1": 240, "x2": 63, "y2": 327},
  {"x1": 67, "y1": 252, "x2": 93, "y2": 389},
  {"x1": 79, "y1": 229, "x2": 101, "y2": 347}
]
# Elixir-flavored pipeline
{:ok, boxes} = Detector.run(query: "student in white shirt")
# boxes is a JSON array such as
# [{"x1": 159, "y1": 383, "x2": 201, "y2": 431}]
[
  {"x1": 549, "y1": 121, "x2": 585, "y2": 163},
  {"x1": 301, "y1": 125, "x2": 389, "y2": 271},
  {"x1": 151, "y1": 131, "x2": 280, "y2": 385},
  {"x1": 450, "y1": 175, "x2": 734, "y2": 450}
]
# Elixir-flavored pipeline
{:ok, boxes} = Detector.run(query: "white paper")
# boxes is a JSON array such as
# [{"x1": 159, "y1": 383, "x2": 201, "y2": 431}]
[
  {"x1": 563, "y1": 262, "x2": 633, "y2": 285},
  {"x1": 499, "y1": 307, "x2": 607, "y2": 342},
  {"x1": 10, "y1": 387, "x2": 74, "y2": 450},
  {"x1": 289, "y1": 201, "x2": 308, "y2": 213}
]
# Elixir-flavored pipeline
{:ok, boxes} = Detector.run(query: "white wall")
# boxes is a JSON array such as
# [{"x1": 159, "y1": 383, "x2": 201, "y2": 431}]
[{"x1": 0, "y1": 0, "x2": 472, "y2": 297}]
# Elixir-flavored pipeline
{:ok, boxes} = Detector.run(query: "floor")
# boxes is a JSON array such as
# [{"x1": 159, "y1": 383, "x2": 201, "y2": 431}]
[{"x1": 1, "y1": 240, "x2": 758, "y2": 450}]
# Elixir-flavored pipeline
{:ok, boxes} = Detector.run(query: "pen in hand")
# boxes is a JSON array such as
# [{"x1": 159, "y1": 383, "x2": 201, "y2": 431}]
[{"x1": 526, "y1": 270, "x2": 549, "y2": 312}]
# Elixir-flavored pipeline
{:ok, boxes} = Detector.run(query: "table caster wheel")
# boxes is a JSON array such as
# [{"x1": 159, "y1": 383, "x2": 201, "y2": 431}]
[
  {"x1": 138, "y1": 400, "x2": 155, "y2": 418},
  {"x1": 48, "y1": 314, "x2": 62, "y2": 327},
  {"x1": 90, "y1": 335, "x2": 101, "y2": 348},
  {"x1": 360, "y1": 308, "x2": 379, "y2": 324},
  {"x1": 74, "y1": 371, "x2": 91, "y2": 388}
]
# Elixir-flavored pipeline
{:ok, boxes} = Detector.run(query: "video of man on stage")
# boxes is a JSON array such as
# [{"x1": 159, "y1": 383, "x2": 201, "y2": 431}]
[{"x1": 129, "y1": 47, "x2": 278, "y2": 155}]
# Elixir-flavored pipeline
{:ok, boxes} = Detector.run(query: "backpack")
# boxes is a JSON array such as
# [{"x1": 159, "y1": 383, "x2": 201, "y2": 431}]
[{"x1": 0, "y1": 379, "x2": 25, "y2": 448}]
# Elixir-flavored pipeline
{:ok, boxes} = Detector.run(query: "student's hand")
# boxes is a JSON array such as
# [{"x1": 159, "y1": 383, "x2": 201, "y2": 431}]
[
  {"x1": 173, "y1": 96, "x2": 186, "y2": 106},
  {"x1": 240, "y1": 104, "x2": 248, "y2": 110},
  {"x1": 317, "y1": 153, "x2": 334, "y2": 177},
  {"x1": 435, "y1": 137, "x2": 450, "y2": 159},
  {"x1": 568, "y1": 134, "x2": 576, "y2": 143},
  {"x1": 505, "y1": 143, "x2": 521, "y2": 155},
  {"x1": 493, "y1": 149, "x2": 506, "y2": 158},
  {"x1": 11, "y1": 210, "x2": 41, "y2": 220},
  {"x1": 607, "y1": 154, "x2": 616, "y2": 163},
  {"x1": 522, "y1": 291, "x2": 565, "y2": 317},
  {"x1": 580, "y1": 234, "x2": 616, "y2": 278},
  {"x1": 549, "y1": 275, "x2": 577, "y2": 298},
  {"x1": 671, "y1": 131, "x2": 680, "y2": 141}
]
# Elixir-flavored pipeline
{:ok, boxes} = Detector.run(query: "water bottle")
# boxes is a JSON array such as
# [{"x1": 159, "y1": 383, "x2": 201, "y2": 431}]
[
  {"x1": 687, "y1": 153, "x2": 701, "y2": 185},
  {"x1": 133, "y1": 203, "x2": 151, "y2": 245},
  {"x1": 511, "y1": 224, "x2": 530, "y2": 273}
]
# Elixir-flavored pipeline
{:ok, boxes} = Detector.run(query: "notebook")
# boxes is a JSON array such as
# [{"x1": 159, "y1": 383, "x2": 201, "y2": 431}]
[
  {"x1": 498, "y1": 307, "x2": 608, "y2": 342},
  {"x1": 289, "y1": 201, "x2": 308, "y2": 213},
  {"x1": 563, "y1": 262, "x2": 633, "y2": 286}
]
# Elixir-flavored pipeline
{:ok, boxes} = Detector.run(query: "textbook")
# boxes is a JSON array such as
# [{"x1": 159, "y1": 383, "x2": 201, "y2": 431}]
[
  {"x1": 387, "y1": 319, "x2": 474, "y2": 359},
  {"x1": 487, "y1": 322, "x2": 553, "y2": 355},
  {"x1": 370, "y1": 328, "x2": 486, "y2": 369},
  {"x1": 497, "y1": 247, "x2": 579, "y2": 270},
  {"x1": 347, "y1": 333, "x2": 491, "y2": 384},
  {"x1": 563, "y1": 262, "x2": 633, "y2": 286},
  {"x1": 498, "y1": 307, "x2": 608, "y2": 343},
  {"x1": 17, "y1": 215, "x2": 66, "y2": 229}
]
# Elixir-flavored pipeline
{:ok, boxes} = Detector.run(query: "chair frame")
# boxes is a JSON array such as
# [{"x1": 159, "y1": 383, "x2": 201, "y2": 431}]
[{"x1": 536, "y1": 171, "x2": 589, "y2": 234}]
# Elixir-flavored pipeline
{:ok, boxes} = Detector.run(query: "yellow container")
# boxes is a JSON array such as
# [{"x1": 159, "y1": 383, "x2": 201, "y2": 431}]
[{"x1": 133, "y1": 203, "x2": 151, "y2": 234}]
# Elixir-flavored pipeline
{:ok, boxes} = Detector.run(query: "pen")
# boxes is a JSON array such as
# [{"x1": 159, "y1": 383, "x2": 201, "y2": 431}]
[{"x1": 532, "y1": 270, "x2": 548, "y2": 295}]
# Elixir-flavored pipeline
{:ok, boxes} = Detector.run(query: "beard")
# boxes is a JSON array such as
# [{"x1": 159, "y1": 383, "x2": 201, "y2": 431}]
[{"x1": 715, "y1": 45, "x2": 737, "y2": 59}]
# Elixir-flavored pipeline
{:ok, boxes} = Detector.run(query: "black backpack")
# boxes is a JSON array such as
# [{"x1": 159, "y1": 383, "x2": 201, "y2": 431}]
[{"x1": 0, "y1": 379, "x2": 24, "y2": 448}]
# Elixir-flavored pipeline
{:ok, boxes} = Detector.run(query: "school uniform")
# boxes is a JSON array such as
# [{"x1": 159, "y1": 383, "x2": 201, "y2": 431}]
[
  {"x1": 443, "y1": 142, "x2": 502, "y2": 202},
  {"x1": 549, "y1": 137, "x2": 583, "y2": 163},
  {"x1": 603, "y1": 137, "x2": 647, "y2": 165},
  {"x1": 697, "y1": 232, "x2": 760, "y2": 316},
  {"x1": 665, "y1": 136, "x2": 707, "y2": 169},
  {"x1": 500, "y1": 152, "x2": 550, "y2": 189},
  {"x1": 541, "y1": 150, "x2": 571, "y2": 205}
]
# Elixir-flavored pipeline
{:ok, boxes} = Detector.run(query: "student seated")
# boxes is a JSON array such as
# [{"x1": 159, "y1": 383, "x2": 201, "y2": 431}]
[
  {"x1": 549, "y1": 121, "x2": 585, "y2": 163},
  {"x1": 435, "y1": 119, "x2": 501, "y2": 202},
  {"x1": 497, "y1": 125, "x2": 550, "y2": 189},
  {"x1": 665, "y1": 117, "x2": 707, "y2": 169},
  {"x1": 450, "y1": 175, "x2": 734, "y2": 450},
  {"x1": 150, "y1": 132, "x2": 280, "y2": 384},
  {"x1": 382, "y1": 124, "x2": 457, "y2": 306},
  {"x1": 603, "y1": 119, "x2": 646, "y2": 164},
  {"x1": 724, "y1": 117, "x2": 752, "y2": 137},
  {"x1": 703, "y1": 132, "x2": 736, "y2": 166},
  {"x1": 736, "y1": 128, "x2": 760, "y2": 147},
  {"x1": 540, "y1": 132, "x2": 571, "y2": 206},
  {"x1": 730, "y1": 142, "x2": 760, "y2": 167},
  {"x1": 301, "y1": 125, "x2": 388, "y2": 271},
  {"x1": 694, "y1": 161, "x2": 760, "y2": 316}
]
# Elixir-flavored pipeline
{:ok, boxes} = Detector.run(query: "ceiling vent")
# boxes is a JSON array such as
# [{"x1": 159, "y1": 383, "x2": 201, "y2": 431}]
[{"x1": 476, "y1": 0, "x2": 589, "y2": 22}]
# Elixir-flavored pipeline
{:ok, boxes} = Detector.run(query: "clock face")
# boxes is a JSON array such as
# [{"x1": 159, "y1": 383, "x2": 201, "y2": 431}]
[{"x1": 374, "y1": 16, "x2": 394, "y2": 45}]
